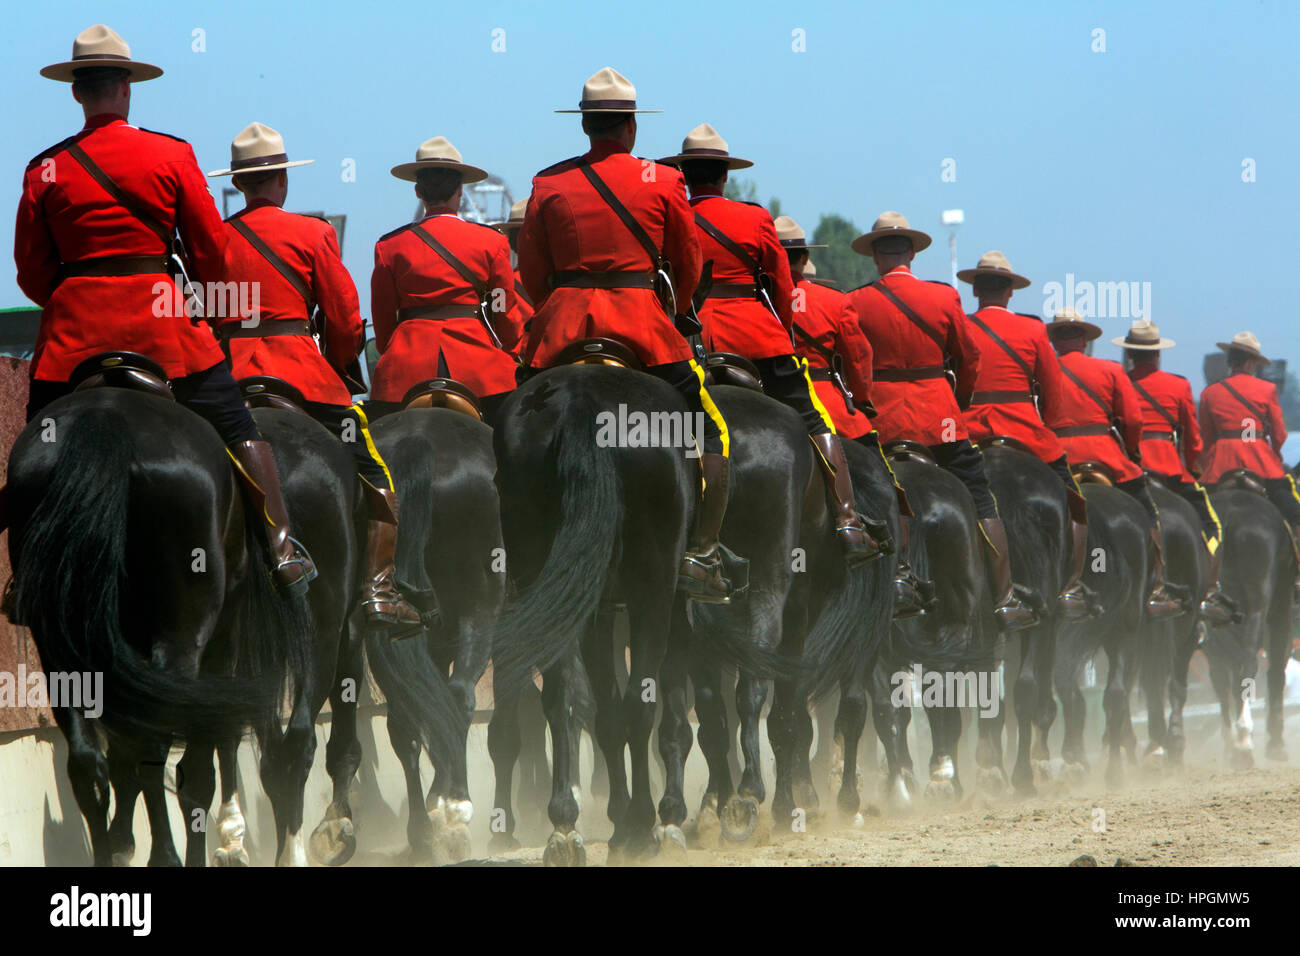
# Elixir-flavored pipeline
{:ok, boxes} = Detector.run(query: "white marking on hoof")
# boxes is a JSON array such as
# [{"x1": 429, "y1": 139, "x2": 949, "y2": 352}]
[
  {"x1": 889, "y1": 774, "x2": 913, "y2": 810},
  {"x1": 212, "y1": 796, "x2": 249, "y2": 867},
  {"x1": 1234, "y1": 701, "x2": 1255, "y2": 751},
  {"x1": 444, "y1": 798, "x2": 473, "y2": 828},
  {"x1": 277, "y1": 829, "x2": 307, "y2": 867}
]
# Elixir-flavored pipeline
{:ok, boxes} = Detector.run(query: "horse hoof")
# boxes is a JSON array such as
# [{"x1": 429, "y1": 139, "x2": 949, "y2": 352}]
[
  {"x1": 487, "y1": 832, "x2": 521, "y2": 854},
  {"x1": 430, "y1": 799, "x2": 473, "y2": 865},
  {"x1": 212, "y1": 846, "x2": 249, "y2": 868},
  {"x1": 1063, "y1": 762, "x2": 1090, "y2": 786},
  {"x1": 1267, "y1": 742, "x2": 1288, "y2": 763},
  {"x1": 1033, "y1": 759, "x2": 1062, "y2": 784},
  {"x1": 542, "y1": 830, "x2": 586, "y2": 868},
  {"x1": 1229, "y1": 748, "x2": 1255, "y2": 771},
  {"x1": 653, "y1": 824, "x2": 688, "y2": 863},
  {"x1": 720, "y1": 795, "x2": 760, "y2": 843},
  {"x1": 925, "y1": 778, "x2": 956, "y2": 802},
  {"x1": 309, "y1": 814, "x2": 357, "y2": 867},
  {"x1": 975, "y1": 767, "x2": 1008, "y2": 798},
  {"x1": 694, "y1": 802, "x2": 722, "y2": 848},
  {"x1": 886, "y1": 773, "x2": 915, "y2": 812}
]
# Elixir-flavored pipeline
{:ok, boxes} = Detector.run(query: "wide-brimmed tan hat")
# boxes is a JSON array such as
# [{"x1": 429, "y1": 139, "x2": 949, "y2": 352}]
[
  {"x1": 657, "y1": 124, "x2": 753, "y2": 170},
  {"x1": 391, "y1": 136, "x2": 488, "y2": 184},
  {"x1": 850, "y1": 211, "x2": 932, "y2": 255},
  {"x1": 957, "y1": 250, "x2": 1030, "y2": 289},
  {"x1": 1046, "y1": 308, "x2": 1102, "y2": 341},
  {"x1": 555, "y1": 67, "x2": 662, "y2": 113},
  {"x1": 773, "y1": 215, "x2": 827, "y2": 250},
  {"x1": 208, "y1": 123, "x2": 314, "y2": 177},
  {"x1": 494, "y1": 197, "x2": 528, "y2": 233},
  {"x1": 1217, "y1": 330, "x2": 1269, "y2": 364},
  {"x1": 1111, "y1": 319, "x2": 1174, "y2": 350},
  {"x1": 41, "y1": 24, "x2": 163, "y2": 83}
]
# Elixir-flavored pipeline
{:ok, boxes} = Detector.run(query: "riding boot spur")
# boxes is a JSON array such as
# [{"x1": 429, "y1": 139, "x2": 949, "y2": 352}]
[
  {"x1": 678, "y1": 452, "x2": 736, "y2": 604},
  {"x1": 1145, "y1": 524, "x2": 1187, "y2": 620},
  {"x1": 228, "y1": 439, "x2": 317, "y2": 597},
  {"x1": 978, "y1": 517, "x2": 1038, "y2": 631},
  {"x1": 810, "y1": 432, "x2": 884, "y2": 568},
  {"x1": 360, "y1": 480, "x2": 425, "y2": 632}
]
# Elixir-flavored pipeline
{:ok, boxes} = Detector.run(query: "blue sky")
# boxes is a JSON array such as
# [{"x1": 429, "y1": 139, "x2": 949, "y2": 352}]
[{"x1": 3, "y1": 0, "x2": 1297, "y2": 390}]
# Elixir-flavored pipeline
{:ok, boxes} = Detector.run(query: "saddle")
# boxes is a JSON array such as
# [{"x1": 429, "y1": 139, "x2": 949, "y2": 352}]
[
  {"x1": 1214, "y1": 468, "x2": 1268, "y2": 497},
  {"x1": 1071, "y1": 461, "x2": 1116, "y2": 486},
  {"x1": 882, "y1": 440, "x2": 938, "y2": 465},
  {"x1": 69, "y1": 351, "x2": 174, "y2": 401},
  {"x1": 977, "y1": 435, "x2": 1033, "y2": 455},
  {"x1": 553, "y1": 337, "x2": 643, "y2": 370},
  {"x1": 704, "y1": 353, "x2": 763, "y2": 393},
  {"x1": 401, "y1": 378, "x2": 484, "y2": 420},
  {"x1": 240, "y1": 376, "x2": 309, "y2": 414}
]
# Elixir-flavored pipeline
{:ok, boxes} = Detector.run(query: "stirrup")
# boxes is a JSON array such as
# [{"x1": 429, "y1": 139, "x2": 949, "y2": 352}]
[{"x1": 273, "y1": 537, "x2": 317, "y2": 598}]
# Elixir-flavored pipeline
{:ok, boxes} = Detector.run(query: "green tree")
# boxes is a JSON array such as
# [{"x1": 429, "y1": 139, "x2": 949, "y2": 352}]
[
  {"x1": 811, "y1": 214, "x2": 877, "y2": 290},
  {"x1": 724, "y1": 177, "x2": 758, "y2": 202}
]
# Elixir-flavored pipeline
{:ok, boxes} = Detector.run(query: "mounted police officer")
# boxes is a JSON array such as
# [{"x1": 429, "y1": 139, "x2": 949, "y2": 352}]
[
  {"x1": 15, "y1": 25, "x2": 314, "y2": 596},
  {"x1": 515, "y1": 68, "x2": 739, "y2": 604},
  {"x1": 208, "y1": 122, "x2": 421, "y2": 629},
  {"x1": 662, "y1": 128, "x2": 886, "y2": 569},
  {"x1": 847, "y1": 214, "x2": 1037, "y2": 632}
]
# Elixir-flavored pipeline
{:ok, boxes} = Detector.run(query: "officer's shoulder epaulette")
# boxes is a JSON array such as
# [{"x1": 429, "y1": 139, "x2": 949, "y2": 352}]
[
  {"x1": 378, "y1": 221, "x2": 415, "y2": 243},
  {"x1": 138, "y1": 127, "x2": 190, "y2": 144},
  {"x1": 467, "y1": 218, "x2": 507, "y2": 236},
  {"x1": 848, "y1": 280, "x2": 878, "y2": 293},
  {"x1": 926, "y1": 279, "x2": 956, "y2": 289},
  {"x1": 27, "y1": 135, "x2": 79, "y2": 169},
  {"x1": 1015, "y1": 311, "x2": 1044, "y2": 323},
  {"x1": 535, "y1": 155, "x2": 583, "y2": 178}
]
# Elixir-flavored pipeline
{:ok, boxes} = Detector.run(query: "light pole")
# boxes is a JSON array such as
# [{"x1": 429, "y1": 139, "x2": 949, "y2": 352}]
[{"x1": 941, "y1": 209, "x2": 964, "y2": 289}]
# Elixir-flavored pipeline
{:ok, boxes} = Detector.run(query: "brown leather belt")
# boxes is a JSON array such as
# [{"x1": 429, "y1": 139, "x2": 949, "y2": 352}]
[
  {"x1": 809, "y1": 368, "x2": 836, "y2": 382},
  {"x1": 873, "y1": 366, "x2": 946, "y2": 383},
  {"x1": 551, "y1": 270, "x2": 654, "y2": 290},
  {"x1": 396, "y1": 304, "x2": 482, "y2": 322},
  {"x1": 59, "y1": 255, "x2": 171, "y2": 279},
  {"x1": 971, "y1": 390, "x2": 1034, "y2": 405},
  {"x1": 1142, "y1": 430, "x2": 1176, "y2": 442},
  {"x1": 707, "y1": 283, "x2": 758, "y2": 299},
  {"x1": 218, "y1": 318, "x2": 312, "y2": 339},
  {"x1": 1054, "y1": 424, "x2": 1112, "y2": 438}
]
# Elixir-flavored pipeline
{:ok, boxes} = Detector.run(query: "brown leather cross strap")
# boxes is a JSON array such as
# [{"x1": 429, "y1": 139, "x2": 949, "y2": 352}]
[
  {"x1": 1130, "y1": 375, "x2": 1181, "y2": 436},
  {"x1": 218, "y1": 319, "x2": 313, "y2": 339},
  {"x1": 693, "y1": 211, "x2": 783, "y2": 323},
  {"x1": 229, "y1": 217, "x2": 314, "y2": 316},
  {"x1": 551, "y1": 271, "x2": 654, "y2": 289},
  {"x1": 868, "y1": 281, "x2": 947, "y2": 354},
  {"x1": 514, "y1": 277, "x2": 532, "y2": 307},
  {"x1": 1058, "y1": 358, "x2": 1114, "y2": 421},
  {"x1": 1054, "y1": 424, "x2": 1112, "y2": 438},
  {"x1": 706, "y1": 282, "x2": 758, "y2": 299},
  {"x1": 577, "y1": 162, "x2": 662, "y2": 272},
  {"x1": 410, "y1": 223, "x2": 487, "y2": 302},
  {"x1": 396, "y1": 303, "x2": 485, "y2": 322},
  {"x1": 59, "y1": 255, "x2": 171, "y2": 278},
  {"x1": 971, "y1": 390, "x2": 1035, "y2": 405},
  {"x1": 1217, "y1": 377, "x2": 1273, "y2": 439},
  {"x1": 965, "y1": 311, "x2": 1036, "y2": 384},
  {"x1": 64, "y1": 141, "x2": 174, "y2": 247},
  {"x1": 874, "y1": 366, "x2": 946, "y2": 382},
  {"x1": 1141, "y1": 430, "x2": 1176, "y2": 442}
]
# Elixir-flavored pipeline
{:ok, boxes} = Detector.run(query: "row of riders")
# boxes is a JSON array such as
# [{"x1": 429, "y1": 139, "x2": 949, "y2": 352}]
[{"x1": 8, "y1": 26, "x2": 1300, "y2": 863}]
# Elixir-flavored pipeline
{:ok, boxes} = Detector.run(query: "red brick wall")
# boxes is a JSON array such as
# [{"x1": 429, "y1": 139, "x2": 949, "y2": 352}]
[{"x1": 0, "y1": 358, "x2": 49, "y2": 733}]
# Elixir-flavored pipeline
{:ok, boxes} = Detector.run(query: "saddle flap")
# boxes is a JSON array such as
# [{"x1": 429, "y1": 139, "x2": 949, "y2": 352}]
[
  {"x1": 1216, "y1": 468, "x2": 1268, "y2": 497},
  {"x1": 1070, "y1": 461, "x2": 1116, "y2": 486},
  {"x1": 704, "y1": 352, "x2": 763, "y2": 393},
  {"x1": 69, "y1": 351, "x2": 174, "y2": 402},
  {"x1": 882, "y1": 439, "x2": 937, "y2": 465},
  {"x1": 400, "y1": 378, "x2": 483, "y2": 420},
  {"x1": 552, "y1": 337, "x2": 643, "y2": 371},
  {"x1": 239, "y1": 376, "x2": 308, "y2": 414}
]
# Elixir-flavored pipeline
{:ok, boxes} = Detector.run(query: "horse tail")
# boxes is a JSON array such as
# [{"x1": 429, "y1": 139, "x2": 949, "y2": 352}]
[
  {"x1": 365, "y1": 630, "x2": 468, "y2": 773},
  {"x1": 389, "y1": 434, "x2": 439, "y2": 609},
  {"x1": 800, "y1": 554, "x2": 892, "y2": 701},
  {"x1": 12, "y1": 408, "x2": 273, "y2": 738},
  {"x1": 492, "y1": 393, "x2": 622, "y2": 697}
]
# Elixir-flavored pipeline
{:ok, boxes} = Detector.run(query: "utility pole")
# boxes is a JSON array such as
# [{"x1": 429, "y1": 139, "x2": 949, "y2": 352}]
[{"x1": 941, "y1": 209, "x2": 964, "y2": 289}]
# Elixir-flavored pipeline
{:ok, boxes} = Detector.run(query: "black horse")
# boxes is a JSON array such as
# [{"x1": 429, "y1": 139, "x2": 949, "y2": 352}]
[
  {"x1": 6, "y1": 389, "x2": 315, "y2": 866},
  {"x1": 1202, "y1": 487, "x2": 1295, "y2": 767},
  {"x1": 366, "y1": 407, "x2": 500, "y2": 863}
]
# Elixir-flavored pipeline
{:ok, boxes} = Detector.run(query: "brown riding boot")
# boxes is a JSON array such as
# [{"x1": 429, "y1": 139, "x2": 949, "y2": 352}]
[
  {"x1": 891, "y1": 513, "x2": 932, "y2": 619},
  {"x1": 360, "y1": 483, "x2": 423, "y2": 629},
  {"x1": 1146, "y1": 525, "x2": 1186, "y2": 620},
  {"x1": 229, "y1": 440, "x2": 317, "y2": 597},
  {"x1": 811, "y1": 432, "x2": 883, "y2": 568},
  {"x1": 1058, "y1": 518, "x2": 1093, "y2": 620},
  {"x1": 678, "y1": 452, "x2": 735, "y2": 604},
  {"x1": 1198, "y1": 542, "x2": 1236, "y2": 627},
  {"x1": 979, "y1": 517, "x2": 1038, "y2": 631}
]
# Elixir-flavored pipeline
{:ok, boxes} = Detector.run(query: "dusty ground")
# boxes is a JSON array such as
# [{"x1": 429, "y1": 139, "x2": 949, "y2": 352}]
[{"x1": 476, "y1": 761, "x2": 1300, "y2": 867}]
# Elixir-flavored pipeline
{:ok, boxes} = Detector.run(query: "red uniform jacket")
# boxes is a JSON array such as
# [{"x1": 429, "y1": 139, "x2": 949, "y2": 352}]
[
  {"x1": 509, "y1": 268, "x2": 534, "y2": 359},
  {"x1": 1045, "y1": 347, "x2": 1144, "y2": 483},
  {"x1": 690, "y1": 190, "x2": 794, "y2": 361},
  {"x1": 517, "y1": 139, "x2": 700, "y2": 368},
  {"x1": 214, "y1": 199, "x2": 361, "y2": 406},
  {"x1": 1198, "y1": 372, "x2": 1288, "y2": 482},
  {"x1": 370, "y1": 211, "x2": 519, "y2": 403},
  {"x1": 961, "y1": 306, "x2": 1067, "y2": 463},
  {"x1": 847, "y1": 267, "x2": 979, "y2": 446},
  {"x1": 15, "y1": 114, "x2": 227, "y2": 381},
  {"x1": 790, "y1": 274, "x2": 873, "y2": 438},
  {"x1": 1126, "y1": 362, "x2": 1201, "y2": 482}
]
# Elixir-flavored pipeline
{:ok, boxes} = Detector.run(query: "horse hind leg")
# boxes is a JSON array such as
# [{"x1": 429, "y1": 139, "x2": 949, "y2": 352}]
[
  {"x1": 175, "y1": 737, "x2": 217, "y2": 867},
  {"x1": 211, "y1": 738, "x2": 250, "y2": 867},
  {"x1": 540, "y1": 662, "x2": 585, "y2": 867},
  {"x1": 616, "y1": 597, "x2": 671, "y2": 861},
  {"x1": 653, "y1": 598, "x2": 693, "y2": 862},
  {"x1": 106, "y1": 745, "x2": 142, "y2": 866},
  {"x1": 310, "y1": 621, "x2": 364, "y2": 866},
  {"x1": 136, "y1": 735, "x2": 182, "y2": 867}
]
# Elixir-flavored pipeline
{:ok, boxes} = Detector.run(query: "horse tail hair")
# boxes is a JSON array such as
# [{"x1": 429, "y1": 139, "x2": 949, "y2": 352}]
[
  {"x1": 389, "y1": 435, "x2": 439, "y2": 610},
  {"x1": 801, "y1": 541, "x2": 893, "y2": 704},
  {"x1": 492, "y1": 392, "x2": 622, "y2": 697},
  {"x1": 12, "y1": 408, "x2": 273, "y2": 738},
  {"x1": 365, "y1": 629, "x2": 468, "y2": 774}
]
